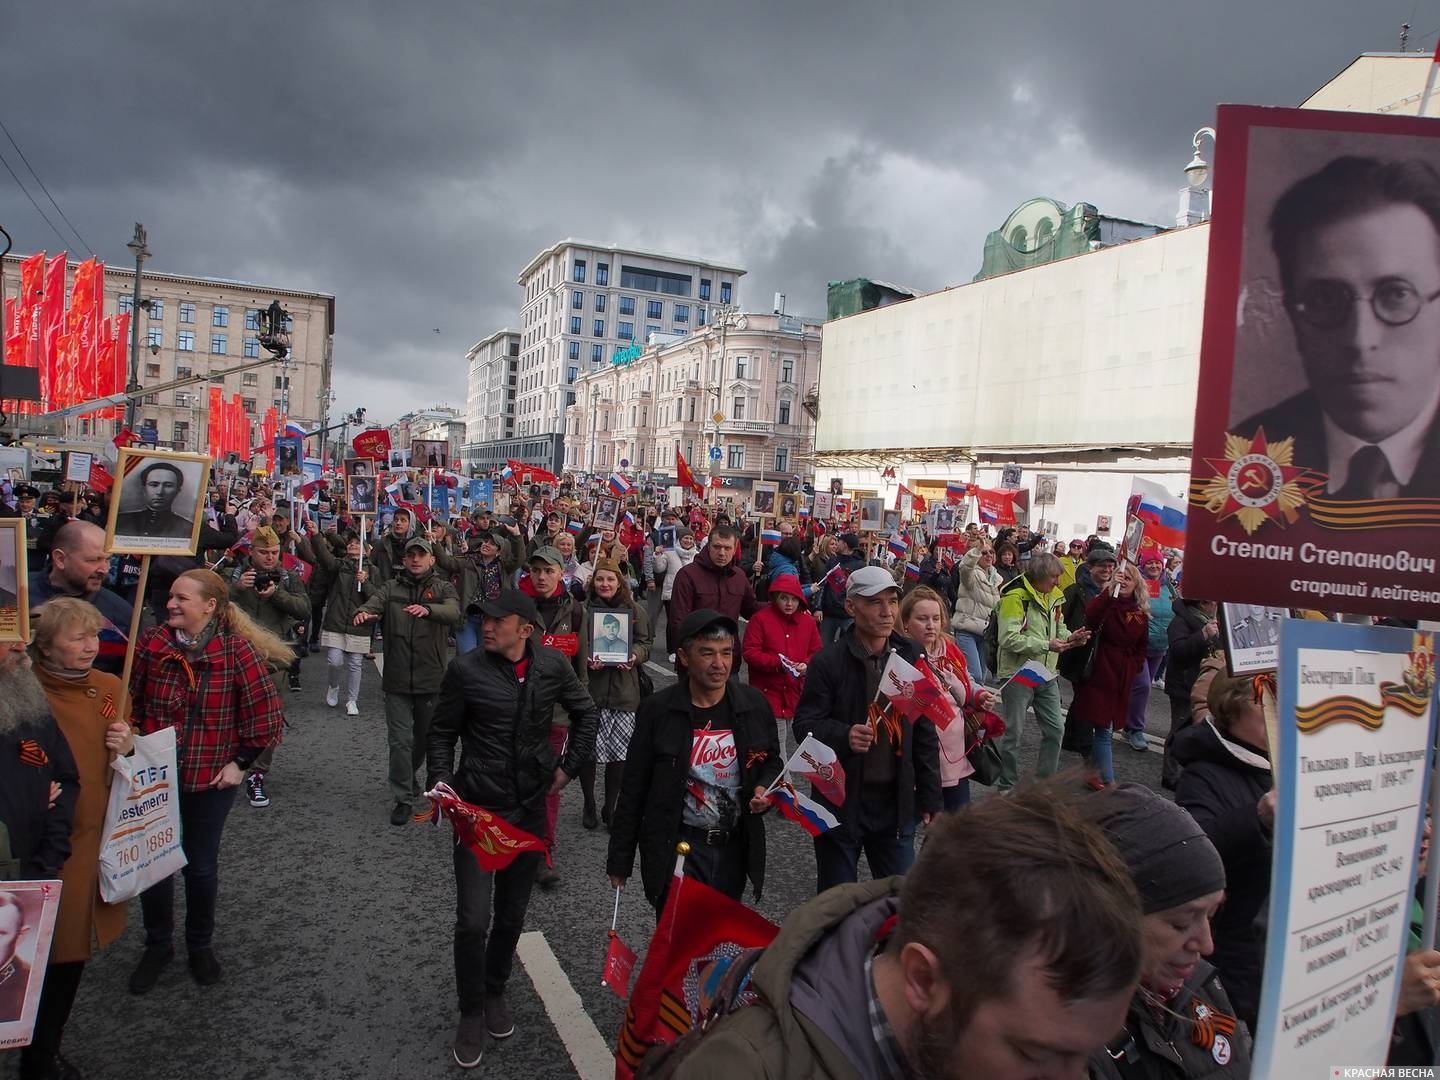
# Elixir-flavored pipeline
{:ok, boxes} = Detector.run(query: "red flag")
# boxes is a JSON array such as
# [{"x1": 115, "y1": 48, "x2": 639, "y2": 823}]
[
  {"x1": 426, "y1": 783, "x2": 548, "y2": 871},
  {"x1": 616, "y1": 863, "x2": 778, "y2": 1078},
  {"x1": 88, "y1": 462, "x2": 113, "y2": 492},
  {"x1": 107, "y1": 310, "x2": 131, "y2": 419},
  {"x1": 39, "y1": 254, "x2": 66, "y2": 406},
  {"x1": 351, "y1": 428, "x2": 391, "y2": 460},
  {"x1": 3, "y1": 298, "x2": 21, "y2": 367},
  {"x1": 113, "y1": 427, "x2": 140, "y2": 449},
  {"x1": 507, "y1": 458, "x2": 558, "y2": 485},
  {"x1": 675, "y1": 448, "x2": 705, "y2": 498},
  {"x1": 18, "y1": 252, "x2": 44, "y2": 383},
  {"x1": 66, "y1": 259, "x2": 100, "y2": 407},
  {"x1": 602, "y1": 932, "x2": 638, "y2": 1000}
]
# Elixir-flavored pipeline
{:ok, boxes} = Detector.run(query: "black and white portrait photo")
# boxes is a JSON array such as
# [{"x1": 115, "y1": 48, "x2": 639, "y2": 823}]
[
  {"x1": 592, "y1": 496, "x2": 620, "y2": 531},
  {"x1": 105, "y1": 449, "x2": 210, "y2": 556},
  {"x1": 347, "y1": 474, "x2": 377, "y2": 515},
  {"x1": 860, "y1": 498, "x2": 885, "y2": 532},
  {"x1": 1220, "y1": 603, "x2": 1286, "y2": 676},
  {"x1": 588, "y1": 609, "x2": 632, "y2": 665},
  {"x1": 346, "y1": 458, "x2": 374, "y2": 479},
  {"x1": 829, "y1": 477, "x2": 844, "y2": 496},
  {"x1": 0, "y1": 881, "x2": 62, "y2": 1049},
  {"x1": 780, "y1": 494, "x2": 798, "y2": 520},
  {"x1": 388, "y1": 448, "x2": 410, "y2": 469},
  {"x1": 751, "y1": 481, "x2": 777, "y2": 516},
  {"x1": 933, "y1": 506, "x2": 956, "y2": 533},
  {"x1": 411, "y1": 440, "x2": 448, "y2": 470},
  {"x1": 0, "y1": 520, "x2": 28, "y2": 642}
]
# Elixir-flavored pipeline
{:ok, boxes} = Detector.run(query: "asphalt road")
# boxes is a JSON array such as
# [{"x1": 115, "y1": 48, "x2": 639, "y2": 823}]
[{"x1": 35, "y1": 628, "x2": 1176, "y2": 1080}]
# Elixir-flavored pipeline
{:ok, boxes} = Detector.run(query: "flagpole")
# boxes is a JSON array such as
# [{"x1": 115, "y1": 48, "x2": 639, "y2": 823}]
[{"x1": 1422, "y1": 42, "x2": 1440, "y2": 115}]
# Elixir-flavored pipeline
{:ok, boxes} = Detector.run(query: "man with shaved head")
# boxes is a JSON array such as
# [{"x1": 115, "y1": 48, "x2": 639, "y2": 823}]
[{"x1": 28, "y1": 520, "x2": 133, "y2": 676}]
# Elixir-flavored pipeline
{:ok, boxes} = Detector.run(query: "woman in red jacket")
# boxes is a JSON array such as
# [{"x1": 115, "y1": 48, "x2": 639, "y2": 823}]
[
  {"x1": 741, "y1": 574, "x2": 821, "y2": 724},
  {"x1": 1070, "y1": 563, "x2": 1150, "y2": 789}
]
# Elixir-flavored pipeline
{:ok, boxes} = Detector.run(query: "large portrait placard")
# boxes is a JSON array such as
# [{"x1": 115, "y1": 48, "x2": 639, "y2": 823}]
[
  {"x1": 104, "y1": 448, "x2": 210, "y2": 556},
  {"x1": 0, "y1": 880, "x2": 63, "y2": 1048},
  {"x1": 0, "y1": 519, "x2": 29, "y2": 642},
  {"x1": 1184, "y1": 105, "x2": 1440, "y2": 619}
]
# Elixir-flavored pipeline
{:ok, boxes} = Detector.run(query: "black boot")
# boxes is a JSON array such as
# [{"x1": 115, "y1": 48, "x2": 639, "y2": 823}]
[{"x1": 580, "y1": 762, "x2": 599, "y2": 829}]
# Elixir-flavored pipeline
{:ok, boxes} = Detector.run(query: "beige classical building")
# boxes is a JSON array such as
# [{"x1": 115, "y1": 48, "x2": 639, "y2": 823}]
[
  {"x1": 510, "y1": 240, "x2": 745, "y2": 472},
  {"x1": 390, "y1": 405, "x2": 466, "y2": 465},
  {"x1": 1, "y1": 254, "x2": 334, "y2": 452},
  {"x1": 461, "y1": 329, "x2": 519, "y2": 470},
  {"x1": 564, "y1": 311, "x2": 821, "y2": 489}
]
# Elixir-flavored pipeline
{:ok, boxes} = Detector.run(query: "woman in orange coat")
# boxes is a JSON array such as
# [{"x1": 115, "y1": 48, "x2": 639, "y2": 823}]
[{"x1": 25, "y1": 598, "x2": 133, "y2": 1080}]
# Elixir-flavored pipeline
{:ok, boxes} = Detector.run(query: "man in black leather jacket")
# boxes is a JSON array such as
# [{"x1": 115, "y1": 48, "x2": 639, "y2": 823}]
[{"x1": 426, "y1": 589, "x2": 597, "y2": 1069}]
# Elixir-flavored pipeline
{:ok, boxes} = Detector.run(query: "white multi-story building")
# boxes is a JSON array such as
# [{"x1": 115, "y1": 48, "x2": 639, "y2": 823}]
[
  {"x1": 461, "y1": 329, "x2": 519, "y2": 470},
  {"x1": 564, "y1": 311, "x2": 821, "y2": 488},
  {"x1": 390, "y1": 405, "x2": 465, "y2": 465},
  {"x1": 512, "y1": 240, "x2": 744, "y2": 471}
]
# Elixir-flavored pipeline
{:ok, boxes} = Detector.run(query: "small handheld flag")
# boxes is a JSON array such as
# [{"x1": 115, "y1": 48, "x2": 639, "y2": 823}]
[
  {"x1": 565, "y1": 519, "x2": 585, "y2": 536},
  {"x1": 609, "y1": 471, "x2": 632, "y2": 496},
  {"x1": 768, "y1": 782, "x2": 841, "y2": 837},
  {"x1": 760, "y1": 528, "x2": 783, "y2": 546},
  {"x1": 887, "y1": 534, "x2": 909, "y2": 557},
  {"x1": 782, "y1": 734, "x2": 847, "y2": 805},
  {"x1": 904, "y1": 562, "x2": 921, "y2": 582},
  {"x1": 1005, "y1": 660, "x2": 1058, "y2": 690}
]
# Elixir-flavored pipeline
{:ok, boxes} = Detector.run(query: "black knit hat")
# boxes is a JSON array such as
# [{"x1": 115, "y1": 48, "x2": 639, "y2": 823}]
[{"x1": 1090, "y1": 784, "x2": 1225, "y2": 914}]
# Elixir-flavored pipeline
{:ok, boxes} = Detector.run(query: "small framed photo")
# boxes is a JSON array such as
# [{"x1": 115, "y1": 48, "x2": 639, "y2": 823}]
[
  {"x1": 1096, "y1": 514, "x2": 1113, "y2": 536},
  {"x1": 933, "y1": 505, "x2": 956, "y2": 533},
  {"x1": 347, "y1": 474, "x2": 377, "y2": 515},
  {"x1": 779, "y1": 493, "x2": 798, "y2": 521},
  {"x1": 388, "y1": 448, "x2": 411, "y2": 469},
  {"x1": 0, "y1": 519, "x2": 28, "y2": 642},
  {"x1": 829, "y1": 477, "x2": 844, "y2": 496},
  {"x1": 105, "y1": 448, "x2": 211, "y2": 556},
  {"x1": 657, "y1": 524, "x2": 678, "y2": 550},
  {"x1": 813, "y1": 492, "x2": 834, "y2": 521},
  {"x1": 860, "y1": 497, "x2": 885, "y2": 532},
  {"x1": 883, "y1": 509, "x2": 901, "y2": 533},
  {"x1": 345, "y1": 458, "x2": 375, "y2": 479},
  {"x1": 1220, "y1": 603, "x2": 1285, "y2": 676},
  {"x1": 589, "y1": 609, "x2": 633, "y2": 665},
  {"x1": 751, "y1": 481, "x2": 778, "y2": 517},
  {"x1": 63, "y1": 451, "x2": 93, "y2": 484},
  {"x1": 592, "y1": 496, "x2": 620, "y2": 531},
  {"x1": 410, "y1": 439, "x2": 448, "y2": 469},
  {"x1": 0, "y1": 879, "x2": 63, "y2": 1048}
]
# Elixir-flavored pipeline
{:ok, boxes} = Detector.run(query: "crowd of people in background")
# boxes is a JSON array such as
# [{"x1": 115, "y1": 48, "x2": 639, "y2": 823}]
[{"x1": 3, "y1": 464, "x2": 1439, "y2": 1079}]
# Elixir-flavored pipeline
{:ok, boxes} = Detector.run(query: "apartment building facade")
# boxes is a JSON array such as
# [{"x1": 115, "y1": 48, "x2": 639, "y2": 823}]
[
  {"x1": 1, "y1": 254, "x2": 334, "y2": 453},
  {"x1": 564, "y1": 311, "x2": 820, "y2": 487},
  {"x1": 460, "y1": 329, "x2": 520, "y2": 471}
]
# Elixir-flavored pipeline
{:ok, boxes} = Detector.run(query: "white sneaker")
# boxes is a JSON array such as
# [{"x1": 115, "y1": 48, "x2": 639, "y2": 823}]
[
  {"x1": 345, "y1": 701, "x2": 359, "y2": 716},
  {"x1": 325, "y1": 686, "x2": 339, "y2": 708}
]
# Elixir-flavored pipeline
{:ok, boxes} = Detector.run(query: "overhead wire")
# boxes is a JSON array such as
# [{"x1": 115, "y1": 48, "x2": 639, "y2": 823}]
[
  {"x1": 0, "y1": 146, "x2": 73, "y2": 254},
  {"x1": 0, "y1": 117, "x2": 93, "y2": 257}
]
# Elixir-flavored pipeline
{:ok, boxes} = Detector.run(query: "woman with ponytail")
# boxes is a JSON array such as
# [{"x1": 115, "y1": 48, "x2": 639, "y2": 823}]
[{"x1": 126, "y1": 568, "x2": 287, "y2": 996}]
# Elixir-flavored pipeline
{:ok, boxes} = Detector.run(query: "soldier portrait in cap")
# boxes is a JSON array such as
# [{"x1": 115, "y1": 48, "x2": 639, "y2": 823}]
[
  {"x1": 105, "y1": 448, "x2": 209, "y2": 555},
  {"x1": 592, "y1": 496, "x2": 620, "y2": 531},
  {"x1": 588, "y1": 609, "x2": 632, "y2": 665},
  {"x1": 347, "y1": 473, "x2": 377, "y2": 515},
  {"x1": 0, "y1": 519, "x2": 26, "y2": 641}
]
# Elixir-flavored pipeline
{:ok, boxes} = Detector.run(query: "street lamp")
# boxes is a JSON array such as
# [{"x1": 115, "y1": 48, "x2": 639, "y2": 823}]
[
  {"x1": 123, "y1": 223, "x2": 150, "y2": 430},
  {"x1": 1175, "y1": 127, "x2": 1217, "y2": 227},
  {"x1": 1184, "y1": 126, "x2": 1217, "y2": 189}
]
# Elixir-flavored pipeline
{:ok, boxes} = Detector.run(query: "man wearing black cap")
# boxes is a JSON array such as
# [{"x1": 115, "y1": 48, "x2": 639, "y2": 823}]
[
  {"x1": 608, "y1": 608, "x2": 781, "y2": 915},
  {"x1": 815, "y1": 532, "x2": 866, "y2": 645},
  {"x1": 353, "y1": 536, "x2": 462, "y2": 825},
  {"x1": 428, "y1": 588, "x2": 597, "y2": 1069}
]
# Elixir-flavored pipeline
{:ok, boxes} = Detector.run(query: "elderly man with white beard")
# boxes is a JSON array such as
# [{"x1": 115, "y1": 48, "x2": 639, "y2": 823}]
[{"x1": 0, "y1": 638, "x2": 79, "y2": 881}]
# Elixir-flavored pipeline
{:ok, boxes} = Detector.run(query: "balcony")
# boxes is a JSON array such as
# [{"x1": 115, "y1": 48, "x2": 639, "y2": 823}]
[{"x1": 718, "y1": 419, "x2": 775, "y2": 436}]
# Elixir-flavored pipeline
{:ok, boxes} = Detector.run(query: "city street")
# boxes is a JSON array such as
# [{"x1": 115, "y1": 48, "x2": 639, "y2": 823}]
[{"x1": 51, "y1": 630, "x2": 1175, "y2": 1080}]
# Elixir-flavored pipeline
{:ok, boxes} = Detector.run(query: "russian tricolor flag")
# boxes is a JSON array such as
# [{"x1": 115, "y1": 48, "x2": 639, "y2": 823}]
[
  {"x1": 565, "y1": 519, "x2": 584, "y2": 536},
  {"x1": 760, "y1": 528, "x2": 783, "y2": 546},
  {"x1": 767, "y1": 784, "x2": 840, "y2": 837},
  {"x1": 283, "y1": 420, "x2": 310, "y2": 439},
  {"x1": 499, "y1": 464, "x2": 514, "y2": 483},
  {"x1": 904, "y1": 562, "x2": 921, "y2": 581},
  {"x1": 946, "y1": 480, "x2": 966, "y2": 504},
  {"x1": 1129, "y1": 477, "x2": 1186, "y2": 550},
  {"x1": 608, "y1": 471, "x2": 632, "y2": 496},
  {"x1": 887, "y1": 534, "x2": 909, "y2": 557},
  {"x1": 1008, "y1": 660, "x2": 1057, "y2": 689}
]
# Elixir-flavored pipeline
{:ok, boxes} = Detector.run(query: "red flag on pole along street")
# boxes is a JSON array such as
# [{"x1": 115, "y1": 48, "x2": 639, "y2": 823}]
[
  {"x1": 425, "y1": 783, "x2": 548, "y2": 871},
  {"x1": 3, "y1": 298, "x2": 21, "y2": 367},
  {"x1": 675, "y1": 449, "x2": 705, "y2": 497},
  {"x1": 18, "y1": 252, "x2": 44, "y2": 381},
  {"x1": 66, "y1": 259, "x2": 99, "y2": 407},
  {"x1": 103, "y1": 311, "x2": 130, "y2": 421},
  {"x1": 40, "y1": 253, "x2": 66, "y2": 407},
  {"x1": 208, "y1": 386, "x2": 224, "y2": 458},
  {"x1": 616, "y1": 861, "x2": 778, "y2": 1079},
  {"x1": 352, "y1": 429, "x2": 391, "y2": 460}
]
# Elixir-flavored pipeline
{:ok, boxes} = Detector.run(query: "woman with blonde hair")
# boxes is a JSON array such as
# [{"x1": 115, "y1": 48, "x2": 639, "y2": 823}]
[
  {"x1": 1071, "y1": 563, "x2": 1150, "y2": 789},
  {"x1": 24, "y1": 598, "x2": 133, "y2": 1079},
  {"x1": 126, "y1": 568, "x2": 287, "y2": 996}
]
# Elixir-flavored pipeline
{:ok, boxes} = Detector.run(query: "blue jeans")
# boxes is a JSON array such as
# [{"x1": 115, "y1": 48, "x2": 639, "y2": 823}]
[
  {"x1": 813, "y1": 795, "x2": 916, "y2": 893},
  {"x1": 1091, "y1": 726, "x2": 1115, "y2": 783},
  {"x1": 457, "y1": 614, "x2": 481, "y2": 656},
  {"x1": 942, "y1": 781, "x2": 971, "y2": 811},
  {"x1": 140, "y1": 786, "x2": 238, "y2": 950},
  {"x1": 953, "y1": 630, "x2": 987, "y2": 683}
]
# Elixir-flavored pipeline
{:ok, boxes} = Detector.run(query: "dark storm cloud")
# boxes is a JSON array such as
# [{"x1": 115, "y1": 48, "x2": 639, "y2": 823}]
[{"x1": 0, "y1": 1, "x2": 1414, "y2": 420}]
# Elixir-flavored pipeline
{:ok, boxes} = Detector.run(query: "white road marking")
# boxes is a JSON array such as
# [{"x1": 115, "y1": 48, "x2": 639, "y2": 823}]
[
  {"x1": 516, "y1": 930, "x2": 614, "y2": 1080},
  {"x1": 372, "y1": 654, "x2": 384, "y2": 676},
  {"x1": 644, "y1": 660, "x2": 674, "y2": 680}
]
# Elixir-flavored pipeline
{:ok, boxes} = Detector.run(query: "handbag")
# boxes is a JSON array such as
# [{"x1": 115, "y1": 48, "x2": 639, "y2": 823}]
[
  {"x1": 98, "y1": 728, "x2": 187, "y2": 903},
  {"x1": 962, "y1": 706, "x2": 1004, "y2": 787}
]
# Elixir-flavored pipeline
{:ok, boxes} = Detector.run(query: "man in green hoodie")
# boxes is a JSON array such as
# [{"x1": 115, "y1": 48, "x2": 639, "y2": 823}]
[{"x1": 354, "y1": 536, "x2": 462, "y2": 825}]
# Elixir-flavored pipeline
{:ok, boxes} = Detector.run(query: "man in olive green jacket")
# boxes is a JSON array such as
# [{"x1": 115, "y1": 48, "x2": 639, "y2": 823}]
[{"x1": 354, "y1": 536, "x2": 462, "y2": 825}]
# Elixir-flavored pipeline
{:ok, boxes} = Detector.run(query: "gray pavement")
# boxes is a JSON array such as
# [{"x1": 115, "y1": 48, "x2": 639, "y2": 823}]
[{"x1": 43, "y1": 630, "x2": 1176, "y2": 1080}]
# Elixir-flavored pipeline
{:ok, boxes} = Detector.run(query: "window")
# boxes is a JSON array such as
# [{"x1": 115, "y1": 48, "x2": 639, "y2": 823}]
[
  {"x1": 591, "y1": 343, "x2": 603, "y2": 363},
  {"x1": 119, "y1": 295, "x2": 134, "y2": 315},
  {"x1": 732, "y1": 398, "x2": 745, "y2": 419},
  {"x1": 572, "y1": 259, "x2": 586, "y2": 283},
  {"x1": 243, "y1": 337, "x2": 259, "y2": 357},
  {"x1": 618, "y1": 296, "x2": 636, "y2": 316},
  {"x1": 689, "y1": 398, "x2": 696, "y2": 422},
  {"x1": 775, "y1": 447, "x2": 789, "y2": 473},
  {"x1": 594, "y1": 294, "x2": 606, "y2": 312},
  {"x1": 697, "y1": 307, "x2": 707, "y2": 326},
  {"x1": 568, "y1": 341, "x2": 580, "y2": 361},
  {"x1": 142, "y1": 394, "x2": 157, "y2": 405},
  {"x1": 176, "y1": 330, "x2": 193, "y2": 351},
  {"x1": 242, "y1": 397, "x2": 256, "y2": 413},
  {"x1": 145, "y1": 362, "x2": 161, "y2": 378},
  {"x1": 593, "y1": 319, "x2": 605, "y2": 337},
  {"x1": 148, "y1": 299, "x2": 164, "y2": 320},
  {"x1": 630, "y1": 406, "x2": 637, "y2": 425},
  {"x1": 566, "y1": 390, "x2": 576, "y2": 406},
  {"x1": 699, "y1": 279, "x2": 712, "y2": 301},
  {"x1": 174, "y1": 421, "x2": 190, "y2": 441},
  {"x1": 212, "y1": 306, "x2": 229, "y2": 327},
  {"x1": 720, "y1": 282, "x2": 732, "y2": 304},
  {"x1": 780, "y1": 358, "x2": 793, "y2": 383},
  {"x1": 674, "y1": 304, "x2": 689, "y2": 323},
  {"x1": 242, "y1": 372, "x2": 258, "y2": 387},
  {"x1": 179, "y1": 302, "x2": 196, "y2": 324},
  {"x1": 175, "y1": 392, "x2": 193, "y2": 408},
  {"x1": 245, "y1": 308, "x2": 260, "y2": 330},
  {"x1": 567, "y1": 365, "x2": 578, "y2": 383},
  {"x1": 727, "y1": 444, "x2": 744, "y2": 469},
  {"x1": 620, "y1": 266, "x2": 691, "y2": 296},
  {"x1": 572, "y1": 290, "x2": 584, "y2": 310},
  {"x1": 617, "y1": 321, "x2": 634, "y2": 340},
  {"x1": 646, "y1": 299, "x2": 663, "y2": 320},
  {"x1": 596, "y1": 263, "x2": 609, "y2": 286},
  {"x1": 569, "y1": 316, "x2": 582, "y2": 334},
  {"x1": 273, "y1": 398, "x2": 283, "y2": 409},
  {"x1": 735, "y1": 356, "x2": 747, "y2": 379},
  {"x1": 778, "y1": 399, "x2": 791, "y2": 425},
  {"x1": 274, "y1": 375, "x2": 288, "y2": 389},
  {"x1": 176, "y1": 365, "x2": 192, "y2": 380},
  {"x1": 211, "y1": 334, "x2": 226, "y2": 354}
]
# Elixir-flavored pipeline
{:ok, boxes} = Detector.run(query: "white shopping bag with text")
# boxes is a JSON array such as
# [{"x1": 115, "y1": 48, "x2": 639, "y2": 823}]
[{"x1": 98, "y1": 728, "x2": 186, "y2": 902}]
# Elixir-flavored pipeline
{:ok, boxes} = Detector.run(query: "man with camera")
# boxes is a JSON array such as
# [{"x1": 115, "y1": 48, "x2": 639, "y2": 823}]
[{"x1": 230, "y1": 526, "x2": 311, "y2": 808}]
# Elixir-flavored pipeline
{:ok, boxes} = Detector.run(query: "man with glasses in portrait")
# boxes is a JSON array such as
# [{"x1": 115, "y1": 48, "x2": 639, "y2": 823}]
[{"x1": 1239, "y1": 156, "x2": 1440, "y2": 499}]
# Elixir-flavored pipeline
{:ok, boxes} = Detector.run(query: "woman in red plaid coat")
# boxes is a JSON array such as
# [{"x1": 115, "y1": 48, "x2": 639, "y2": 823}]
[{"x1": 126, "y1": 568, "x2": 292, "y2": 996}]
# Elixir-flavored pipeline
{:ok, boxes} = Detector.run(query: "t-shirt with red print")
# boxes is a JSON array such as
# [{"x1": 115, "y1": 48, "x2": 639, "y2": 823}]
[{"x1": 683, "y1": 699, "x2": 742, "y2": 830}]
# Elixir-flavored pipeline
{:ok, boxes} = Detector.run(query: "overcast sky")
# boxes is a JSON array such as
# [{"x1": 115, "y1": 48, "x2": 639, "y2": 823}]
[{"x1": 0, "y1": 2, "x2": 1421, "y2": 425}]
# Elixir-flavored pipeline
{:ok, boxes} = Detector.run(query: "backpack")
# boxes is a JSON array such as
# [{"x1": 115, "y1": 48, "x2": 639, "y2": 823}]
[
  {"x1": 633, "y1": 946, "x2": 767, "y2": 1079},
  {"x1": 983, "y1": 577, "x2": 1030, "y2": 674}
]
